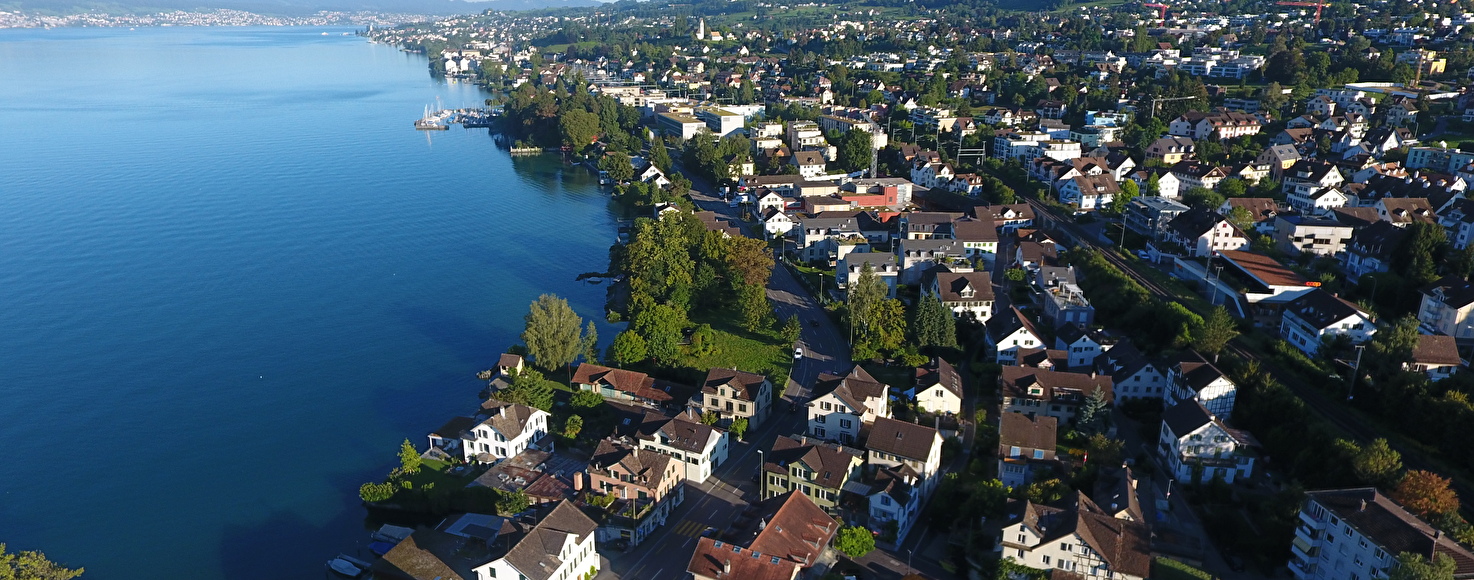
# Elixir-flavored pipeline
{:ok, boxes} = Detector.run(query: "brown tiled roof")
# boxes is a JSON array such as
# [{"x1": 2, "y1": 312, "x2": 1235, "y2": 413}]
[
  {"x1": 590, "y1": 438, "x2": 677, "y2": 490},
  {"x1": 933, "y1": 271, "x2": 995, "y2": 304},
  {"x1": 999, "y1": 412, "x2": 1057, "y2": 451},
  {"x1": 1218, "y1": 249, "x2": 1308, "y2": 287},
  {"x1": 1017, "y1": 348, "x2": 1069, "y2": 369},
  {"x1": 746, "y1": 491, "x2": 840, "y2": 566},
  {"x1": 1001, "y1": 366, "x2": 1114, "y2": 404},
  {"x1": 498, "y1": 353, "x2": 524, "y2": 369},
  {"x1": 865, "y1": 416, "x2": 941, "y2": 462},
  {"x1": 1307, "y1": 488, "x2": 1474, "y2": 577},
  {"x1": 704, "y1": 368, "x2": 769, "y2": 402},
  {"x1": 914, "y1": 358, "x2": 964, "y2": 400},
  {"x1": 502, "y1": 500, "x2": 599, "y2": 580},
  {"x1": 687, "y1": 537, "x2": 799, "y2": 580},
  {"x1": 765, "y1": 435, "x2": 861, "y2": 489},
  {"x1": 607, "y1": 400, "x2": 720, "y2": 454},
  {"x1": 1018, "y1": 493, "x2": 1153, "y2": 578},
  {"x1": 571, "y1": 363, "x2": 694, "y2": 404},
  {"x1": 477, "y1": 399, "x2": 543, "y2": 440},
  {"x1": 1412, "y1": 334, "x2": 1463, "y2": 366},
  {"x1": 810, "y1": 366, "x2": 887, "y2": 412},
  {"x1": 1223, "y1": 197, "x2": 1279, "y2": 222},
  {"x1": 371, "y1": 529, "x2": 476, "y2": 580}
]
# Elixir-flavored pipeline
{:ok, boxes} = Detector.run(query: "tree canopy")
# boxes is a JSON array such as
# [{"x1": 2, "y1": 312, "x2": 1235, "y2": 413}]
[
  {"x1": 0, "y1": 545, "x2": 83, "y2": 580},
  {"x1": 522, "y1": 294, "x2": 585, "y2": 371},
  {"x1": 834, "y1": 526, "x2": 876, "y2": 559}
]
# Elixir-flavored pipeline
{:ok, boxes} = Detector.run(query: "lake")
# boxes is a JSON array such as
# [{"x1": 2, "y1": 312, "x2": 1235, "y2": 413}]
[{"x1": 0, "y1": 26, "x2": 619, "y2": 579}]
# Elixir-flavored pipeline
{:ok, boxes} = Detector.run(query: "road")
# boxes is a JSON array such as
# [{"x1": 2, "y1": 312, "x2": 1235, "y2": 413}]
[{"x1": 598, "y1": 178, "x2": 856, "y2": 580}]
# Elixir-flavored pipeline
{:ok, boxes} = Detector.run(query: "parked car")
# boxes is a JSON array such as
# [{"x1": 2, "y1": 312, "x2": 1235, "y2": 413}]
[{"x1": 793, "y1": 347, "x2": 803, "y2": 360}]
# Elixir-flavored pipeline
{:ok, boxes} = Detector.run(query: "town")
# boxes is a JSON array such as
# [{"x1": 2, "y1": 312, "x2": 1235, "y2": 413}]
[{"x1": 337, "y1": 1, "x2": 1474, "y2": 580}]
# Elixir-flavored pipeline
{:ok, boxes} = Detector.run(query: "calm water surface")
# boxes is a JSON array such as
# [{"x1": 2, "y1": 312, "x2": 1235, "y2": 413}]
[{"x1": 0, "y1": 26, "x2": 619, "y2": 579}]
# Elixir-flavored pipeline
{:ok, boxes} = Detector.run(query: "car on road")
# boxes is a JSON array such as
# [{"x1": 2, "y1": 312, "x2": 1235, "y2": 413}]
[
  {"x1": 1135, "y1": 250, "x2": 1150, "y2": 260},
  {"x1": 793, "y1": 347, "x2": 803, "y2": 360},
  {"x1": 700, "y1": 526, "x2": 718, "y2": 538}
]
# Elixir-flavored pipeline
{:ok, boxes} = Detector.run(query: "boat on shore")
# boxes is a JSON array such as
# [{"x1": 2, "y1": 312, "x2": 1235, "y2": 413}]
[
  {"x1": 414, "y1": 105, "x2": 448, "y2": 130},
  {"x1": 327, "y1": 557, "x2": 363, "y2": 577}
]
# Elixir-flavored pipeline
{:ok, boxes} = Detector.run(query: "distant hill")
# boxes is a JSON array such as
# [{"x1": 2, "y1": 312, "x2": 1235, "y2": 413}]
[{"x1": 1, "y1": 0, "x2": 601, "y2": 16}]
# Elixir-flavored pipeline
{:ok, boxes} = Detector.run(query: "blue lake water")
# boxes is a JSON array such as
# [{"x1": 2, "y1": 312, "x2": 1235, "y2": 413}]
[{"x1": 0, "y1": 26, "x2": 620, "y2": 579}]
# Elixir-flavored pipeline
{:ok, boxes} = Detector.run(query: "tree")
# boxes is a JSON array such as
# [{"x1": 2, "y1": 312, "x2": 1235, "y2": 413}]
[
  {"x1": 580, "y1": 321, "x2": 599, "y2": 364},
  {"x1": 648, "y1": 136, "x2": 672, "y2": 172},
  {"x1": 1226, "y1": 206, "x2": 1255, "y2": 232},
  {"x1": 700, "y1": 411, "x2": 720, "y2": 425},
  {"x1": 1353, "y1": 438, "x2": 1404, "y2": 488},
  {"x1": 782, "y1": 314, "x2": 802, "y2": 344},
  {"x1": 836, "y1": 129, "x2": 874, "y2": 173},
  {"x1": 1004, "y1": 268, "x2": 1027, "y2": 283},
  {"x1": 633, "y1": 302, "x2": 687, "y2": 362},
  {"x1": 564, "y1": 414, "x2": 584, "y2": 439},
  {"x1": 496, "y1": 489, "x2": 532, "y2": 516},
  {"x1": 834, "y1": 526, "x2": 876, "y2": 559},
  {"x1": 1389, "y1": 552, "x2": 1457, "y2": 580},
  {"x1": 0, "y1": 544, "x2": 84, "y2": 580},
  {"x1": 1077, "y1": 387, "x2": 1109, "y2": 435},
  {"x1": 359, "y1": 481, "x2": 396, "y2": 503},
  {"x1": 598, "y1": 152, "x2": 634, "y2": 183},
  {"x1": 1182, "y1": 186, "x2": 1225, "y2": 210},
  {"x1": 1109, "y1": 178, "x2": 1140, "y2": 215},
  {"x1": 607, "y1": 330, "x2": 648, "y2": 366},
  {"x1": 497, "y1": 368, "x2": 557, "y2": 411},
  {"x1": 571, "y1": 390, "x2": 604, "y2": 410},
  {"x1": 559, "y1": 108, "x2": 600, "y2": 149},
  {"x1": 522, "y1": 294, "x2": 583, "y2": 371},
  {"x1": 1191, "y1": 306, "x2": 1239, "y2": 359},
  {"x1": 729, "y1": 417, "x2": 749, "y2": 440},
  {"x1": 1218, "y1": 177, "x2": 1248, "y2": 198},
  {"x1": 1085, "y1": 434, "x2": 1125, "y2": 467},
  {"x1": 1397, "y1": 222, "x2": 1447, "y2": 286},
  {"x1": 398, "y1": 439, "x2": 422, "y2": 475},
  {"x1": 1393, "y1": 471, "x2": 1460, "y2": 519},
  {"x1": 913, "y1": 293, "x2": 957, "y2": 348}
]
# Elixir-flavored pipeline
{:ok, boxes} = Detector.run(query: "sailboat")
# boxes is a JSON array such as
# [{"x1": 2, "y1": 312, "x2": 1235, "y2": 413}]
[{"x1": 414, "y1": 105, "x2": 448, "y2": 130}]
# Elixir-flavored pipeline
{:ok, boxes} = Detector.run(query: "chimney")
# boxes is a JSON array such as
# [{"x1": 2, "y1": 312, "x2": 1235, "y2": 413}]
[
  {"x1": 1358, "y1": 499, "x2": 1367, "y2": 512},
  {"x1": 723, "y1": 559, "x2": 732, "y2": 575}
]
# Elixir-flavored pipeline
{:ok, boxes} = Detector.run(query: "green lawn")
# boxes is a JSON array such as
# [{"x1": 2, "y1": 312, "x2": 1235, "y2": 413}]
[
  {"x1": 1151, "y1": 557, "x2": 1215, "y2": 580},
  {"x1": 402, "y1": 460, "x2": 481, "y2": 494},
  {"x1": 674, "y1": 309, "x2": 793, "y2": 387}
]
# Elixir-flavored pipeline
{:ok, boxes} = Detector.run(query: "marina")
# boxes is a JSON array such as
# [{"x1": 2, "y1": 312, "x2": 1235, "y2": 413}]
[{"x1": 414, "y1": 106, "x2": 499, "y2": 130}]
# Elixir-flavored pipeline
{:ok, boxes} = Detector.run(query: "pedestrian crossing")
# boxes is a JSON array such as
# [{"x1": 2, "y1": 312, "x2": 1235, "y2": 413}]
[{"x1": 670, "y1": 519, "x2": 710, "y2": 538}]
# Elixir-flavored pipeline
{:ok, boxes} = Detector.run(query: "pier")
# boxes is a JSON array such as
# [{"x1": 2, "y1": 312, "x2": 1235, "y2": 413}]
[{"x1": 413, "y1": 107, "x2": 500, "y2": 130}]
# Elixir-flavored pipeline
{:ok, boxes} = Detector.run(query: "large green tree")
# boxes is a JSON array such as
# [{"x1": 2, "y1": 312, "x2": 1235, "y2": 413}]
[
  {"x1": 0, "y1": 545, "x2": 83, "y2": 580},
  {"x1": 496, "y1": 367, "x2": 557, "y2": 411},
  {"x1": 648, "y1": 136, "x2": 672, "y2": 173},
  {"x1": 598, "y1": 151, "x2": 634, "y2": 183},
  {"x1": 522, "y1": 294, "x2": 584, "y2": 371},
  {"x1": 632, "y1": 302, "x2": 687, "y2": 362},
  {"x1": 836, "y1": 129, "x2": 874, "y2": 173},
  {"x1": 1352, "y1": 438, "x2": 1404, "y2": 489},
  {"x1": 913, "y1": 293, "x2": 957, "y2": 349},
  {"x1": 1396, "y1": 222, "x2": 1447, "y2": 286},
  {"x1": 1389, "y1": 552, "x2": 1456, "y2": 580},
  {"x1": 834, "y1": 526, "x2": 876, "y2": 559},
  {"x1": 559, "y1": 108, "x2": 601, "y2": 148},
  {"x1": 1191, "y1": 306, "x2": 1239, "y2": 360},
  {"x1": 607, "y1": 330, "x2": 648, "y2": 366}
]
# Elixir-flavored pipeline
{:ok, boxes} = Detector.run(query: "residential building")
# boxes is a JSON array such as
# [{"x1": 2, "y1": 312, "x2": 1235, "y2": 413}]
[
  {"x1": 1165, "y1": 353, "x2": 1237, "y2": 418},
  {"x1": 1125, "y1": 196, "x2": 1189, "y2": 240},
  {"x1": 807, "y1": 366, "x2": 889, "y2": 444},
  {"x1": 867, "y1": 466, "x2": 924, "y2": 545},
  {"x1": 1168, "y1": 110, "x2": 1262, "y2": 140},
  {"x1": 1145, "y1": 136, "x2": 1196, "y2": 165},
  {"x1": 791, "y1": 151, "x2": 828, "y2": 178},
  {"x1": 1273, "y1": 215, "x2": 1354, "y2": 257},
  {"x1": 1376, "y1": 197, "x2": 1436, "y2": 228},
  {"x1": 987, "y1": 306, "x2": 1046, "y2": 365},
  {"x1": 897, "y1": 238, "x2": 966, "y2": 284},
  {"x1": 1158, "y1": 399, "x2": 1256, "y2": 484},
  {"x1": 998, "y1": 412, "x2": 1059, "y2": 490},
  {"x1": 687, "y1": 537, "x2": 799, "y2": 580},
  {"x1": 837, "y1": 252, "x2": 900, "y2": 298},
  {"x1": 584, "y1": 438, "x2": 686, "y2": 546},
  {"x1": 1290, "y1": 488, "x2": 1474, "y2": 580},
  {"x1": 865, "y1": 417, "x2": 944, "y2": 494},
  {"x1": 924, "y1": 269, "x2": 995, "y2": 322},
  {"x1": 1407, "y1": 334, "x2": 1463, "y2": 381},
  {"x1": 699, "y1": 491, "x2": 839, "y2": 577},
  {"x1": 609, "y1": 401, "x2": 729, "y2": 484},
  {"x1": 1093, "y1": 341, "x2": 1166, "y2": 402},
  {"x1": 1170, "y1": 160, "x2": 1229, "y2": 192},
  {"x1": 909, "y1": 358, "x2": 964, "y2": 415},
  {"x1": 1057, "y1": 174, "x2": 1120, "y2": 211},
  {"x1": 1342, "y1": 221, "x2": 1407, "y2": 282},
  {"x1": 996, "y1": 492, "x2": 1153, "y2": 580},
  {"x1": 697, "y1": 368, "x2": 773, "y2": 428},
  {"x1": 761, "y1": 434, "x2": 863, "y2": 515},
  {"x1": 1055, "y1": 324, "x2": 1112, "y2": 370},
  {"x1": 572, "y1": 363, "x2": 694, "y2": 412},
  {"x1": 1220, "y1": 197, "x2": 1281, "y2": 234},
  {"x1": 1000, "y1": 366, "x2": 1113, "y2": 425},
  {"x1": 455, "y1": 400, "x2": 553, "y2": 464},
  {"x1": 1280, "y1": 289, "x2": 1377, "y2": 355},
  {"x1": 1257, "y1": 144, "x2": 1301, "y2": 180},
  {"x1": 371, "y1": 500, "x2": 600, "y2": 580},
  {"x1": 1166, "y1": 207, "x2": 1250, "y2": 258},
  {"x1": 1418, "y1": 276, "x2": 1474, "y2": 339}
]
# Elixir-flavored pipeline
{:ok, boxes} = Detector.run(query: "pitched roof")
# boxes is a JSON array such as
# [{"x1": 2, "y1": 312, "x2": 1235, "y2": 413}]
[
  {"x1": 764, "y1": 434, "x2": 861, "y2": 489},
  {"x1": 571, "y1": 363, "x2": 694, "y2": 405},
  {"x1": 371, "y1": 529, "x2": 476, "y2": 580},
  {"x1": 1162, "y1": 397, "x2": 1219, "y2": 436},
  {"x1": 502, "y1": 501, "x2": 599, "y2": 580},
  {"x1": 999, "y1": 411, "x2": 1058, "y2": 450},
  {"x1": 1218, "y1": 249, "x2": 1308, "y2": 288},
  {"x1": 1411, "y1": 334, "x2": 1463, "y2": 366},
  {"x1": 1018, "y1": 347, "x2": 1070, "y2": 369},
  {"x1": 590, "y1": 438, "x2": 677, "y2": 490},
  {"x1": 932, "y1": 271, "x2": 995, "y2": 303},
  {"x1": 1306, "y1": 488, "x2": 1474, "y2": 578},
  {"x1": 477, "y1": 399, "x2": 545, "y2": 441},
  {"x1": 1421, "y1": 276, "x2": 1474, "y2": 309},
  {"x1": 1016, "y1": 493, "x2": 1153, "y2": 578},
  {"x1": 914, "y1": 357, "x2": 964, "y2": 400},
  {"x1": 607, "y1": 400, "x2": 720, "y2": 454},
  {"x1": 1285, "y1": 288, "x2": 1370, "y2": 330},
  {"x1": 1001, "y1": 366, "x2": 1114, "y2": 405},
  {"x1": 743, "y1": 491, "x2": 840, "y2": 566},
  {"x1": 988, "y1": 306, "x2": 1043, "y2": 344},
  {"x1": 687, "y1": 537, "x2": 799, "y2": 580},
  {"x1": 704, "y1": 368, "x2": 769, "y2": 402},
  {"x1": 1167, "y1": 206, "x2": 1232, "y2": 240},
  {"x1": 1347, "y1": 220, "x2": 1407, "y2": 256},
  {"x1": 1172, "y1": 351, "x2": 1230, "y2": 393},
  {"x1": 811, "y1": 365, "x2": 888, "y2": 412},
  {"x1": 1222, "y1": 197, "x2": 1279, "y2": 222},
  {"x1": 865, "y1": 416, "x2": 940, "y2": 462}
]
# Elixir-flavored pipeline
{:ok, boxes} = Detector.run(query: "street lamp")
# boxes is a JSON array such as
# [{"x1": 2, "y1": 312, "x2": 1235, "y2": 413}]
[
  {"x1": 755, "y1": 450, "x2": 765, "y2": 496},
  {"x1": 906, "y1": 549, "x2": 915, "y2": 573}
]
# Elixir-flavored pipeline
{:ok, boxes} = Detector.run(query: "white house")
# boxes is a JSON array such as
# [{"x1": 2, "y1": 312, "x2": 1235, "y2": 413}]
[
  {"x1": 1290, "y1": 488, "x2": 1474, "y2": 580},
  {"x1": 1165, "y1": 354, "x2": 1237, "y2": 419},
  {"x1": 610, "y1": 402, "x2": 729, "y2": 484},
  {"x1": 996, "y1": 492, "x2": 1153, "y2": 580},
  {"x1": 1054, "y1": 324, "x2": 1112, "y2": 370},
  {"x1": 1406, "y1": 334, "x2": 1463, "y2": 382},
  {"x1": 1166, "y1": 207, "x2": 1249, "y2": 258},
  {"x1": 1418, "y1": 276, "x2": 1474, "y2": 339},
  {"x1": 925, "y1": 270, "x2": 995, "y2": 322},
  {"x1": 868, "y1": 466, "x2": 925, "y2": 545},
  {"x1": 987, "y1": 306, "x2": 1046, "y2": 365},
  {"x1": 997, "y1": 412, "x2": 1058, "y2": 490},
  {"x1": 807, "y1": 366, "x2": 890, "y2": 445},
  {"x1": 457, "y1": 400, "x2": 552, "y2": 464},
  {"x1": 761, "y1": 208, "x2": 795, "y2": 239},
  {"x1": 1093, "y1": 341, "x2": 1166, "y2": 401},
  {"x1": 865, "y1": 417, "x2": 943, "y2": 496},
  {"x1": 838, "y1": 252, "x2": 900, "y2": 298},
  {"x1": 373, "y1": 500, "x2": 600, "y2": 580},
  {"x1": 1280, "y1": 289, "x2": 1376, "y2": 356},
  {"x1": 1158, "y1": 399, "x2": 1255, "y2": 484},
  {"x1": 908, "y1": 358, "x2": 964, "y2": 415},
  {"x1": 1057, "y1": 174, "x2": 1120, "y2": 211}
]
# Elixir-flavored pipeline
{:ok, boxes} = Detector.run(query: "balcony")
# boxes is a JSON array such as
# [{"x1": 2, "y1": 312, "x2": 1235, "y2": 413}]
[
  {"x1": 1297, "y1": 510, "x2": 1324, "y2": 529},
  {"x1": 1288, "y1": 558, "x2": 1315, "y2": 579},
  {"x1": 1291, "y1": 536, "x2": 1320, "y2": 560}
]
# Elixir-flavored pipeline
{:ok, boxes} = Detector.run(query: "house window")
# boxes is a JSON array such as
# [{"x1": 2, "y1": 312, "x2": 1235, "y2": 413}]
[
  {"x1": 1043, "y1": 555, "x2": 1052, "y2": 565},
  {"x1": 1033, "y1": 450, "x2": 1045, "y2": 459},
  {"x1": 1010, "y1": 446, "x2": 1021, "y2": 457},
  {"x1": 1061, "y1": 543, "x2": 1072, "y2": 552},
  {"x1": 881, "y1": 496, "x2": 892, "y2": 506},
  {"x1": 1018, "y1": 534, "x2": 1027, "y2": 543}
]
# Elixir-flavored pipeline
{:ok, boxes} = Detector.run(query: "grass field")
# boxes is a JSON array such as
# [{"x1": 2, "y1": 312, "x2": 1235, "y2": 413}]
[{"x1": 675, "y1": 309, "x2": 793, "y2": 384}]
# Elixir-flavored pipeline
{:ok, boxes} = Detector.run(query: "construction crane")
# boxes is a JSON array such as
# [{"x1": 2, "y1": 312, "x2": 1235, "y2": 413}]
[
  {"x1": 1143, "y1": 3, "x2": 1170, "y2": 28},
  {"x1": 1277, "y1": 0, "x2": 1330, "y2": 27}
]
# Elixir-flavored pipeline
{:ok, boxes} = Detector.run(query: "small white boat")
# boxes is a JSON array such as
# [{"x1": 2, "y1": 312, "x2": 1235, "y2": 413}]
[
  {"x1": 371, "y1": 524, "x2": 414, "y2": 544},
  {"x1": 327, "y1": 557, "x2": 362, "y2": 577}
]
